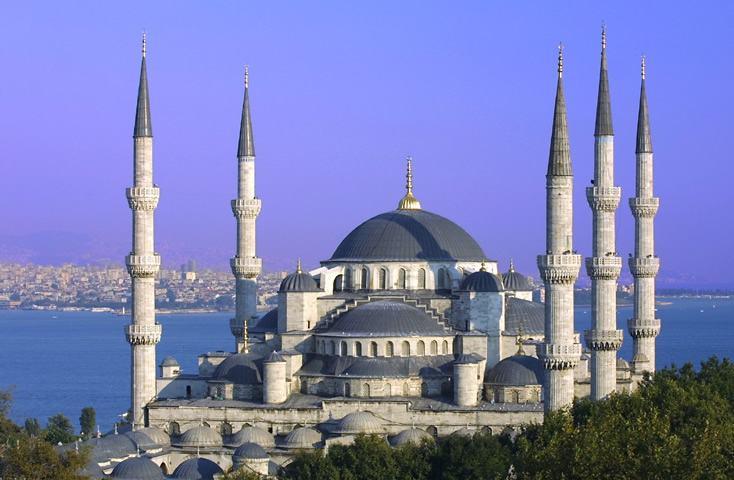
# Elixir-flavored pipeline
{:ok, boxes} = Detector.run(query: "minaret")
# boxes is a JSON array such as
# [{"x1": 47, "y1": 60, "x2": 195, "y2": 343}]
[
  {"x1": 230, "y1": 66, "x2": 262, "y2": 352},
  {"x1": 628, "y1": 56, "x2": 660, "y2": 372},
  {"x1": 537, "y1": 45, "x2": 582, "y2": 411},
  {"x1": 125, "y1": 33, "x2": 162, "y2": 428},
  {"x1": 584, "y1": 28, "x2": 623, "y2": 400}
]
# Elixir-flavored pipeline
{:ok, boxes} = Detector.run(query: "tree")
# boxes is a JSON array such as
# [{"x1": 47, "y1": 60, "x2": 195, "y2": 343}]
[
  {"x1": 279, "y1": 448, "x2": 338, "y2": 480},
  {"x1": 0, "y1": 436, "x2": 90, "y2": 480},
  {"x1": 24, "y1": 417, "x2": 43, "y2": 437},
  {"x1": 79, "y1": 407, "x2": 96, "y2": 439},
  {"x1": 429, "y1": 432, "x2": 512, "y2": 480},
  {"x1": 219, "y1": 466, "x2": 265, "y2": 480},
  {"x1": 0, "y1": 387, "x2": 21, "y2": 445},
  {"x1": 45, "y1": 413, "x2": 76, "y2": 445}
]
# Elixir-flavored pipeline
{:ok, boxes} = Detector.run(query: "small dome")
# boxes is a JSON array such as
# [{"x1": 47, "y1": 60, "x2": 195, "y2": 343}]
[
  {"x1": 138, "y1": 427, "x2": 170, "y2": 447},
  {"x1": 390, "y1": 428, "x2": 433, "y2": 446},
  {"x1": 90, "y1": 434, "x2": 137, "y2": 463},
  {"x1": 226, "y1": 426, "x2": 275, "y2": 448},
  {"x1": 160, "y1": 356, "x2": 179, "y2": 367},
  {"x1": 501, "y1": 263, "x2": 533, "y2": 291},
  {"x1": 460, "y1": 270, "x2": 503, "y2": 292},
  {"x1": 212, "y1": 353, "x2": 262, "y2": 384},
  {"x1": 450, "y1": 427, "x2": 476, "y2": 437},
  {"x1": 281, "y1": 427, "x2": 321, "y2": 449},
  {"x1": 264, "y1": 351, "x2": 285, "y2": 363},
  {"x1": 110, "y1": 457, "x2": 167, "y2": 480},
  {"x1": 327, "y1": 300, "x2": 446, "y2": 337},
  {"x1": 172, "y1": 458, "x2": 223, "y2": 480},
  {"x1": 504, "y1": 297, "x2": 544, "y2": 335},
  {"x1": 173, "y1": 425, "x2": 223, "y2": 448},
  {"x1": 234, "y1": 442, "x2": 269, "y2": 460},
  {"x1": 334, "y1": 411, "x2": 384, "y2": 435},
  {"x1": 279, "y1": 262, "x2": 320, "y2": 292},
  {"x1": 251, "y1": 308, "x2": 278, "y2": 333},
  {"x1": 617, "y1": 358, "x2": 630, "y2": 369},
  {"x1": 485, "y1": 355, "x2": 544, "y2": 386},
  {"x1": 123, "y1": 430, "x2": 156, "y2": 451}
]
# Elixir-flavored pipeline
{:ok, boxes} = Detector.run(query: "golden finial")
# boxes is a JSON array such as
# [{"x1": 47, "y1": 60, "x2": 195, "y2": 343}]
[
  {"x1": 480, "y1": 260, "x2": 487, "y2": 272},
  {"x1": 142, "y1": 31, "x2": 147, "y2": 57},
  {"x1": 397, "y1": 156, "x2": 422, "y2": 210},
  {"x1": 557, "y1": 43, "x2": 563, "y2": 78},
  {"x1": 241, "y1": 319, "x2": 250, "y2": 354},
  {"x1": 601, "y1": 23, "x2": 607, "y2": 49},
  {"x1": 245, "y1": 65, "x2": 249, "y2": 88},
  {"x1": 296, "y1": 258, "x2": 302, "y2": 274},
  {"x1": 641, "y1": 55, "x2": 646, "y2": 80},
  {"x1": 516, "y1": 318, "x2": 526, "y2": 355}
]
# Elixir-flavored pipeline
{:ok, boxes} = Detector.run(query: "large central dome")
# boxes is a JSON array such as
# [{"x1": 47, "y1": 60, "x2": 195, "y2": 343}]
[{"x1": 328, "y1": 209, "x2": 486, "y2": 262}]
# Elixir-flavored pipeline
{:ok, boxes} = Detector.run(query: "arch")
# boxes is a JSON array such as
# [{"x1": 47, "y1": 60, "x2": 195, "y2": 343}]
[
  {"x1": 344, "y1": 382, "x2": 351, "y2": 397},
  {"x1": 437, "y1": 267, "x2": 450, "y2": 289},
  {"x1": 318, "y1": 340, "x2": 325, "y2": 354},
  {"x1": 169, "y1": 422, "x2": 180, "y2": 435},
  {"x1": 417, "y1": 340, "x2": 425, "y2": 356},
  {"x1": 481, "y1": 426, "x2": 493, "y2": 435},
  {"x1": 403, "y1": 383, "x2": 410, "y2": 396},
  {"x1": 185, "y1": 385, "x2": 191, "y2": 398},
  {"x1": 329, "y1": 340, "x2": 336, "y2": 356},
  {"x1": 397, "y1": 268, "x2": 406, "y2": 289},
  {"x1": 333, "y1": 274, "x2": 343, "y2": 293},
  {"x1": 426, "y1": 426, "x2": 438, "y2": 438},
  {"x1": 220, "y1": 422, "x2": 232, "y2": 436},
  {"x1": 442, "y1": 340, "x2": 449, "y2": 355},
  {"x1": 341, "y1": 341, "x2": 348, "y2": 356},
  {"x1": 379, "y1": 268, "x2": 387, "y2": 289},
  {"x1": 361, "y1": 268, "x2": 369, "y2": 289},
  {"x1": 386, "y1": 341, "x2": 394, "y2": 357},
  {"x1": 430, "y1": 340, "x2": 438, "y2": 355},
  {"x1": 362, "y1": 383, "x2": 371, "y2": 398},
  {"x1": 355, "y1": 341, "x2": 362, "y2": 357},
  {"x1": 402, "y1": 341, "x2": 410, "y2": 357},
  {"x1": 344, "y1": 268, "x2": 353, "y2": 291},
  {"x1": 385, "y1": 383, "x2": 392, "y2": 396},
  {"x1": 370, "y1": 341, "x2": 378, "y2": 357},
  {"x1": 160, "y1": 463, "x2": 169, "y2": 475},
  {"x1": 418, "y1": 268, "x2": 426, "y2": 289}
]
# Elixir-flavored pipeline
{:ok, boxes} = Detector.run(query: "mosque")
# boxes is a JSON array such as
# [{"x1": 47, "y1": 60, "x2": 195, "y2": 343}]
[{"x1": 94, "y1": 30, "x2": 660, "y2": 478}]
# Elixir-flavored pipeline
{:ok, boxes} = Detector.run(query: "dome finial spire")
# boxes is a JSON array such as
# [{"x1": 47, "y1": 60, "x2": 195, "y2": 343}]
[
  {"x1": 245, "y1": 64, "x2": 249, "y2": 88},
  {"x1": 241, "y1": 318, "x2": 250, "y2": 354},
  {"x1": 296, "y1": 258, "x2": 302, "y2": 274},
  {"x1": 601, "y1": 22, "x2": 606, "y2": 49},
  {"x1": 398, "y1": 156, "x2": 422, "y2": 210},
  {"x1": 557, "y1": 42, "x2": 563, "y2": 78},
  {"x1": 641, "y1": 55, "x2": 646, "y2": 80},
  {"x1": 142, "y1": 31, "x2": 146, "y2": 57},
  {"x1": 509, "y1": 258, "x2": 515, "y2": 272}
]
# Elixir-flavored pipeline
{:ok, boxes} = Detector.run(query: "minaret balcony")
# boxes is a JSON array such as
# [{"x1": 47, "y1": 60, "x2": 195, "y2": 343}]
[
  {"x1": 586, "y1": 186, "x2": 621, "y2": 212},
  {"x1": 585, "y1": 256, "x2": 622, "y2": 280},
  {"x1": 627, "y1": 318, "x2": 661, "y2": 338},
  {"x1": 629, "y1": 197, "x2": 659, "y2": 218},
  {"x1": 628, "y1": 257, "x2": 660, "y2": 277},
  {"x1": 584, "y1": 329, "x2": 623, "y2": 351},
  {"x1": 126, "y1": 187, "x2": 160, "y2": 211},
  {"x1": 230, "y1": 257, "x2": 262, "y2": 278},
  {"x1": 231, "y1": 198, "x2": 262, "y2": 218},
  {"x1": 125, "y1": 323, "x2": 162, "y2": 345},
  {"x1": 538, "y1": 343, "x2": 582, "y2": 370},
  {"x1": 126, "y1": 254, "x2": 161, "y2": 278},
  {"x1": 537, "y1": 254, "x2": 581, "y2": 284}
]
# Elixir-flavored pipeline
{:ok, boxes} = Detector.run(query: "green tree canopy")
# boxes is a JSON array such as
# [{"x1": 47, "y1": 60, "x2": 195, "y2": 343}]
[
  {"x1": 45, "y1": 413, "x2": 77, "y2": 445},
  {"x1": 79, "y1": 407, "x2": 96, "y2": 439}
]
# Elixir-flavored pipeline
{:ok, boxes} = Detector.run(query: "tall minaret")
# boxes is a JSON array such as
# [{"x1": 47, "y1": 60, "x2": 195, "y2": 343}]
[
  {"x1": 537, "y1": 45, "x2": 582, "y2": 411},
  {"x1": 229, "y1": 66, "x2": 262, "y2": 352},
  {"x1": 584, "y1": 28, "x2": 623, "y2": 400},
  {"x1": 628, "y1": 57, "x2": 660, "y2": 373},
  {"x1": 125, "y1": 33, "x2": 162, "y2": 428}
]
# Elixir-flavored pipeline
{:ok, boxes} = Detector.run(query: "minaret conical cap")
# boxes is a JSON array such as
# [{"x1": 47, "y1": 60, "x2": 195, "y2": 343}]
[
  {"x1": 594, "y1": 27, "x2": 614, "y2": 136},
  {"x1": 636, "y1": 57, "x2": 653, "y2": 154},
  {"x1": 547, "y1": 45, "x2": 572, "y2": 176},
  {"x1": 133, "y1": 33, "x2": 152, "y2": 137},
  {"x1": 237, "y1": 66, "x2": 256, "y2": 158}
]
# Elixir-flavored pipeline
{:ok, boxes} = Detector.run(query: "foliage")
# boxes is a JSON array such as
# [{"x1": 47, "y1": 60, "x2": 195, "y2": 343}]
[
  {"x1": 0, "y1": 388, "x2": 22, "y2": 446},
  {"x1": 45, "y1": 413, "x2": 77, "y2": 445},
  {"x1": 218, "y1": 466, "x2": 265, "y2": 480},
  {"x1": 430, "y1": 433, "x2": 512, "y2": 480},
  {"x1": 24, "y1": 417, "x2": 43, "y2": 437},
  {"x1": 79, "y1": 407, "x2": 96, "y2": 439},
  {"x1": 0, "y1": 436, "x2": 90, "y2": 480}
]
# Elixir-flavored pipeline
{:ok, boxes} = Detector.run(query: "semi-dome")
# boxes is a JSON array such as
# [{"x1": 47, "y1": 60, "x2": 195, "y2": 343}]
[
  {"x1": 226, "y1": 426, "x2": 276, "y2": 448},
  {"x1": 327, "y1": 300, "x2": 446, "y2": 337},
  {"x1": 173, "y1": 425, "x2": 223, "y2": 448},
  {"x1": 212, "y1": 353, "x2": 262, "y2": 384},
  {"x1": 328, "y1": 209, "x2": 486, "y2": 263},
  {"x1": 485, "y1": 355, "x2": 544, "y2": 386},
  {"x1": 172, "y1": 458, "x2": 223, "y2": 480},
  {"x1": 501, "y1": 262, "x2": 533, "y2": 291},
  {"x1": 460, "y1": 270, "x2": 503, "y2": 292},
  {"x1": 234, "y1": 442, "x2": 269, "y2": 460},
  {"x1": 110, "y1": 457, "x2": 167, "y2": 480},
  {"x1": 279, "y1": 260, "x2": 320, "y2": 292},
  {"x1": 334, "y1": 411, "x2": 384, "y2": 435},
  {"x1": 390, "y1": 428, "x2": 433, "y2": 446},
  {"x1": 281, "y1": 427, "x2": 321, "y2": 449}
]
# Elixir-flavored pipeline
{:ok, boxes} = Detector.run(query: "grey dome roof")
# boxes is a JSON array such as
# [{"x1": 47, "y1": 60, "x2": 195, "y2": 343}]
[
  {"x1": 504, "y1": 297, "x2": 544, "y2": 335},
  {"x1": 391, "y1": 428, "x2": 433, "y2": 446},
  {"x1": 89, "y1": 434, "x2": 137, "y2": 463},
  {"x1": 173, "y1": 425, "x2": 223, "y2": 448},
  {"x1": 226, "y1": 426, "x2": 275, "y2": 448},
  {"x1": 212, "y1": 353, "x2": 262, "y2": 384},
  {"x1": 234, "y1": 442, "x2": 269, "y2": 459},
  {"x1": 485, "y1": 355, "x2": 544, "y2": 386},
  {"x1": 264, "y1": 351, "x2": 285, "y2": 363},
  {"x1": 138, "y1": 427, "x2": 170, "y2": 447},
  {"x1": 334, "y1": 411, "x2": 384, "y2": 435},
  {"x1": 450, "y1": 427, "x2": 476, "y2": 437},
  {"x1": 327, "y1": 300, "x2": 446, "y2": 337},
  {"x1": 123, "y1": 430, "x2": 156, "y2": 451},
  {"x1": 110, "y1": 457, "x2": 167, "y2": 480},
  {"x1": 172, "y1": 458, "x2": 223, "y2": 480},
  {"x1": 251, "y1": 308, "x2": 278, "y2": 333},
  {"x1": 341, "y1": 358, "x2": 402, "y2": 377},
  {"x1": 617, "y1": 358, "x2": 630, "y2": 369},
  {"x1": 281, "y1": 427, "x2": 321, "y2": 449},
  {"x1": 328, "y1": 209, "x2": 486, "y2": 262},
  {"x1": 502, "y1": 267, "x2": 533, "y2": 291},
  {"x1": 160, "y1": 356, "x2": 179, "y2": 367},
  {"x1": 460, "y1": 271, "x2": 503, "y2": 292},
  {"x1": 279, "y1": 271, "x2": 320, "y2": 292}
]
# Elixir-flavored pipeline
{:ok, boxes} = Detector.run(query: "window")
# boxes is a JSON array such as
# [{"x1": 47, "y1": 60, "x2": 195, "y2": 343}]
[
  {"x1": 421, "y1": 382, "x2": 429, "y2": 396},
  {"x1": 220, "y1": 422, "x2": 232, "y2": 436},
  {"x1": 341, "y1": 341, "x2": 348, "y2": 356},
  {"x1": 403, "y1": 383, "x2": 410, "y2": 396},
  {"x1": 329, "y1": 341, "x2": 336, "y2": 355},
  {"x1": 385, "y1": 383, "x2": 392, "y2": 396},
  {"x1": 344, "y1": 268, "x2": 352, "y2": 290},
  {"x1": 333, "y1": 275, "x2": 343, "y2": 293},
  {"x1": 437, "y1": 268, "x2": 449, "y2": 289},
  {"x1": 370, "y1": 341, "x2": 378, "y2": 357},
  {"x1": 417, "y1": 340, "x2": 425, "y2": 356},
  {"x1": 386, "y1": 341, "x2": 394, "y2": 357},
  {"x1": 402, "y1": 341, "x2": 410, "y2": 356},
  {"x1": 442, "y1": 340, "x2": 449, "y2": 355},
  {"x1": 379, "y1": 268, "x2": 387, "y2": 289},
  {"x1": 397, "y1": 268, "x2": 406, "y2": 289},
  {"x1": 418, "y1": 268, "x2": 426, "y2": 289},
  {"x1": 169, "y1": 422, "x2": 180, "y2": 435},
  {"x1": 362, "y1": 383, "x2": 370, "y2": 397},
  {"x1": 185, "y1": 385, "x2": 191, "y2": 398},
  {"x1": 344, "y1": 383, "x2": 351, "y2": 397},
  {"x1": 430, "y1": 340, "x2": 438, "y2": 355},
  {"x1": 355, "y1": 342, "x2": 362, "y2": 357},
  {"x1": 361, "y1": 268, "x2": 369, "y2": 289}
]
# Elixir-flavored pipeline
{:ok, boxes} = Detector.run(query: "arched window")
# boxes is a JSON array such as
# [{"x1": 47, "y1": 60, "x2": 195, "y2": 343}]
[
  {"x1": 361, "y1": 268, "x2": 369, "y2": 289},
  {"x1": 344, "y1": 268, "x2": 352, "y2": 291},
  {"x1": 437, "y1": 268, "x2": 450, "y2": 289},
  {"x1": 169, "y1": 422, "x2": 180, "y2": 435},
  {"x1": 417, "y1": 340, "x2": 425, "y2": 356},
  {"x1": 402, "y1": 341, "x2": 410, "y2": 357},
  {"x1": 333, "y1": 275, "x2": 343, "y2": 293},
  {"x1": 185, "y1": 385, "x2": 191, "y2": 398},
  {"x1": 403, "y1": 383, "x2": 410, "y2": 396},
  {"x1": 355, "y1": 342, "x2": 362, "y2": 357},
  {"x1": 344, "y1": 383, "x2": 351, "y2": 397},
  {"x1": 370, "y1": 341, "x2": 378, "y2": 357},
  {"x1": 329, "y1": 341, "x2": 336, "y2": 356},
  {"x1": 379, "y1": 268, "x2": 387, "y2": 289},
  {"x1": 386, "y1": 341, "x2": 394, "y2": 357},
  {"x1": 341, "y1": 341, "x2": 348, "y2": 356},
  {"x1": 430, "y1": 340, "x2": 438, "y2": 355},
  {"x1": 426, "y1": 426, "x2": 438, "y2": 438},
  {"x1": 220, "y1": 422, "x2": 232, "y2": 436},
  {"x1": 442, "y1": 340, "x2": 449, "y2": 355},
  {"x1": 397, "y1": 268, "x2": 406, "y2": 289},
  {"x1": 418, "y1": 268, "x2": 426, "y2": 289},
  {"x1": 385, "y1": 383, "x2": 392, "y2": 396},
  {"x1": 362, "y1": 383, "x2": 370, "y2": 398}
]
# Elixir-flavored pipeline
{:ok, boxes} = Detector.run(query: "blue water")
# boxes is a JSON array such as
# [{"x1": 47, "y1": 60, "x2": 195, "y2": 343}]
[{"x1": 0, "y1": 298, "x2": 732, "y2": 432}]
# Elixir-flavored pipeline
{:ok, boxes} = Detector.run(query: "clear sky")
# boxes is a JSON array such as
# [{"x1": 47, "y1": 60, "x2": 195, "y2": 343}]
[{"x1": 0, "y1": 2, "x2": 732, "y2": 287}]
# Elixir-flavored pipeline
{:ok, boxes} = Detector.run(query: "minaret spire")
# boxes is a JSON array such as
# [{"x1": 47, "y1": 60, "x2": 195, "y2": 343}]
[
  {"x1": 397, "y1": 156, "x2": 422, "y2": 210},
  {"x1": 133, "y1": 33, "x2": 152, "y2": 138},
  {"x1": 237, "y1": 65, "x2": 255, "y2": 158},
  {"x1": 636, "y1": 57, "x2": 653, "y2": 154},
  {"x1": 538, "y1": 45, "x2": 582, "y2": 412},
  {"x1": 595, "y1": 26, "x2": 613, "y2": 137}
]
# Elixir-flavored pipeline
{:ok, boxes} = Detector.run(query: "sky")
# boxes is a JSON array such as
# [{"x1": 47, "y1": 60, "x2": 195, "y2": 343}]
[{"x1": 0, "y1": 1, "x2": 732, "y2": 287}]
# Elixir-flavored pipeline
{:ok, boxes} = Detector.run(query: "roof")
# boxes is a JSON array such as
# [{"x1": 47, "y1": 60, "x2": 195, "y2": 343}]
[
  {"x1": 133, "y1": 56, "x2": 152, "y2": 138},
  {"x1": 173, "y1": 425, "x2": 223, "y2": 448},
  {"x1": 172, "y1": 458, "x2": 223, "y2": 480},
  {"x1": 501, "y1": 265, "x2": 533, "y2": 291},
  {"x1": 279, "y1": 271, "x2": 320, "y2": 292},
  {"x1": 328, "y1": 209, "x2": 486, "y2": 263},
  {"x1": 137, "y1": 427, "x2": 170, "y2": 447},
  {"x1": 334, "y1": 411, "x2": 384, "y2": 434},
  {"x1": 390, "y1": 428, "x2": 433, "y2": 446},
  {"x1": 504, "y1": 297, "x2": 544, "y2": 335},
  {"x1": 264, "y1": 351, "x2": 285, "y2": 363},
  {"x1": 110, "y1": 457, "x2": 167, "y2": 480},
  {"x1": 595, "y1": 40, "x2": 614, "y2": 136},
  {"x1": 237, "y1": 69, "x2": 255, "y2": 158},
  {"x1": 89, "y1": 434, "x2": 137, "y2": 463},
  {"x1": 226, "y1": 426, "x2": 276, "y2": 448},
  {"x1": 251, "y1": 309, "x2": 278, "y2": 333},
  {"x1": 547, "y1": 54, "x2": 572, "y2": 177},
  {"x1": 234, "y1": 442, "x2": 269, "y2": 459},
  {"x1": 299, "y1": 354, "x2": 455, "y2": 379},
  {"x1": 460, "y1": 270, "x2": 503, "y2": 292},
  {"x1": 281, "y1": 427, "x2": 321, "y2": 449},
  {"x1": 326, "y1": 300, "x2": 447, "y2": 337},
  {"x1": 485, "y1": 355, "x2": 544, "y2": 386},
  {"x1": 160, "y1": 356, "x2": 179, "y2": 367},
  {"x1": 636, "y1": 76, "x2": 653, "y2": 154},
  {"x1": 212, "y1": 353, "x2": 263, "y2": 384}
]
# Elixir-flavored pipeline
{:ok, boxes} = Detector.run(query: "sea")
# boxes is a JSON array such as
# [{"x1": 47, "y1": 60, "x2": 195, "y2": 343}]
[{"x1": 0, "y1": 297, "x2": 732, "y2": 433}]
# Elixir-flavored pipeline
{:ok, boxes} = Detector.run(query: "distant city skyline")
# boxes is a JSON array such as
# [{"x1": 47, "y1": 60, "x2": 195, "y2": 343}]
[{"x1": 1, "y1": 2, "x2": 732, "y2": 286}]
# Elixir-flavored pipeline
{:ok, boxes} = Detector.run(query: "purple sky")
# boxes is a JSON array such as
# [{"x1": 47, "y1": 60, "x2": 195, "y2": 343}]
[{"x1": 1, "y1": 2, "x2": 732, "y2": 286}]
